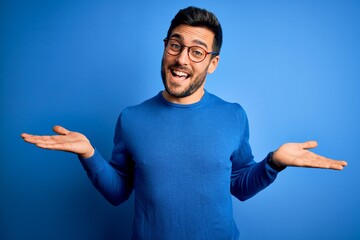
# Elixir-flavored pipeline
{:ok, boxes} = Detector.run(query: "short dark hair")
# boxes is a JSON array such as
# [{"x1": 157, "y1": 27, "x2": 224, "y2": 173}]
[{"x1": 166, "y1": 6, "x2": 223, "y2": 54}]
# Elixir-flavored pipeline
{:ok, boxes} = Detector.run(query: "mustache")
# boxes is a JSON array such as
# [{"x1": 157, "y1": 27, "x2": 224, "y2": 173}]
[{"x1": 168, "y1": 63, "x2": 191, "y2": 73}]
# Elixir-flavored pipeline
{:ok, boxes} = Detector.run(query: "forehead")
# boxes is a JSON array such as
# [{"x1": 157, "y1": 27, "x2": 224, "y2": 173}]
[{"x1": 169, "y1": 25, "x2": 215, "y2": 49}]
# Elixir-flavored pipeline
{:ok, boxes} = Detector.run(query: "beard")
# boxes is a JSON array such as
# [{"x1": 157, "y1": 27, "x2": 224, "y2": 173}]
[{"x1": 161, "y1": 58, "x2": 208, "y2": 98}]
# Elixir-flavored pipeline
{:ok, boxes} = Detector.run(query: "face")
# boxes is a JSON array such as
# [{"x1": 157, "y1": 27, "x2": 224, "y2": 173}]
[{"x1": 161, "y1": 25, "x2": 219, "y2": 102}]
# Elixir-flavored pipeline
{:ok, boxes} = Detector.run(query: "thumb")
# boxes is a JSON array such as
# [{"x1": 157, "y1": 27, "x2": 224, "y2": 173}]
[
  {"x1": 302, "y1": 140, "x2": 318, "y2": 150},
  {"x1": 53, "y1": 125, "x2": 70, "y2": 135}
]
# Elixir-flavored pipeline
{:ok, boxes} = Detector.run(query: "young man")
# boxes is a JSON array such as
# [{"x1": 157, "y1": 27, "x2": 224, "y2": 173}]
[{"x1": 22, "y1": 6, "x2": 347, "y2": 240}]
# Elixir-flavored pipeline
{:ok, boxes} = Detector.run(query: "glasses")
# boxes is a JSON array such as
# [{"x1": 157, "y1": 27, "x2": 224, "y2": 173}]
[{"x1": 163, "y1": 38, "x2": 218, "y2": 63}]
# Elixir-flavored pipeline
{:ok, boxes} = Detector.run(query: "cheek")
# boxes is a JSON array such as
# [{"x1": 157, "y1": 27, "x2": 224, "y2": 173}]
[
  {"x1": 194, "y1": 63, "x2": 210, "y2": 75},
  {"x1": 162, "y1": 53, "x2": 174, "y2": 65}
]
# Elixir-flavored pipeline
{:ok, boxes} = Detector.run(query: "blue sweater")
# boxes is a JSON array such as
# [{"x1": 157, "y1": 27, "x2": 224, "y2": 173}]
[{"x1": 80, "y1": 91, "x2": 280, "y2": 240}]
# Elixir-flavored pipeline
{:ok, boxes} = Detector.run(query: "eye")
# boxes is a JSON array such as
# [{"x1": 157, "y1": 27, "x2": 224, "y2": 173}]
[
  {"x1": 169, "y1": 42, "x2": 182, "y2": 51},
  {"x1": 190, "y1": 48, "x2": 204, "y2": 58}
]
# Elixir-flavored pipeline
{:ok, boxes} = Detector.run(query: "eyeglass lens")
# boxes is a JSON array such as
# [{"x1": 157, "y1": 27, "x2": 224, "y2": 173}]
[{"x1": 165, "y1": 39, "x2": 208, "y2": 62}]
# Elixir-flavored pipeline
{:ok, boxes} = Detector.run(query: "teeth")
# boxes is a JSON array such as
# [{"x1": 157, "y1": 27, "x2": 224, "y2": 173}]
[{"x1": 173, "y1": 70, "x2": 188, "y2": 77}]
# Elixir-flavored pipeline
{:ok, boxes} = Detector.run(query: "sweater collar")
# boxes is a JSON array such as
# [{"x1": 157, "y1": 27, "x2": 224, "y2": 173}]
[{"x1": 158, "y1": 90, "x2": 209, "y2": 109}]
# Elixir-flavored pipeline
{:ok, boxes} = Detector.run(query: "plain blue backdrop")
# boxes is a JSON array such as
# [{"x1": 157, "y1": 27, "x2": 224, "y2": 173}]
[{"x1": 1, "y1": 0, "x2": 359, "y2": 239}]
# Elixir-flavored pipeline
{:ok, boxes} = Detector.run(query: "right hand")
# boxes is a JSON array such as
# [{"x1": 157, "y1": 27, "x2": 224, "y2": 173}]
[
  {"x1": 271, "y1": 141, "x2": 347, "y2": 170},
  {"x1": 21, "y1": 125, "x2": 95, "y2": 159}
]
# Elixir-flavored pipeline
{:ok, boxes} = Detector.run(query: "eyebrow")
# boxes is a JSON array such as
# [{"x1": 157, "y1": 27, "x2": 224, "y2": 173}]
[{"x1": 170, "y1": 33, "x2": 209, "y2": 49}]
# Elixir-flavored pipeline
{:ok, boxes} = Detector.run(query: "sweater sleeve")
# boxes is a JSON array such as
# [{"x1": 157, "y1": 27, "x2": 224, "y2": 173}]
[
  {"x1": 230, "y1": 109, "x2": 280, "y2": 201},
  {"x1": 79, "y1": 112, "x2": 134, "y2": 206}
]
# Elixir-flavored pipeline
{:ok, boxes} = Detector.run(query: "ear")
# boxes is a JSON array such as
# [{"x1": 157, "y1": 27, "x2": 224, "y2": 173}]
[{"x1": 207, "y1": 55, "x2": 220, "y2": 74}]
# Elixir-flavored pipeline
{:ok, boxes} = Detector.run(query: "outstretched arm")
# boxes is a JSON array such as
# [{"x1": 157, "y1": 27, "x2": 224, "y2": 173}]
[
  {"x1": 21, "y1": 125, "x2": 94, "y2": 159},
  {"x1": 271, "y1": 141, "x2": 347, "y2": 170}
]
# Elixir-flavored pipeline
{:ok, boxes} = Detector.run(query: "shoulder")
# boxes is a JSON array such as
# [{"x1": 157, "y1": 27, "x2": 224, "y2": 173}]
[
  {"x1": 121, "y1": 93, "x2": 162, "y2": 115},
  {"x1": 207, "y1": 92, "x2": 247, "y2": 119},
  {"x1": 115, "y1": 93, "x2": 166, "y2": 129}
]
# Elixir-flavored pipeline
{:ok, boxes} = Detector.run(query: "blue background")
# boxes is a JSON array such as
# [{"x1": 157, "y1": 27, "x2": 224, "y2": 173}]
[{"x1": 1, "y1": 0, "x2": 359, "y2": 239}]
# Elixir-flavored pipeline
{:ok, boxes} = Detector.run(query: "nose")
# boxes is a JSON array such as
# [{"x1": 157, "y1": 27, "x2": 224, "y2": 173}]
[{"x1": 176, "y1": 48, "x2": 190, "y2": 65}]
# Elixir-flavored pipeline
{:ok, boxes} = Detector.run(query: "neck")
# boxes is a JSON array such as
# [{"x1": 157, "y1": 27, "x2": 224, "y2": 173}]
[{"x1": 162, "y1": 88, "x2": 205, "y2": 105}]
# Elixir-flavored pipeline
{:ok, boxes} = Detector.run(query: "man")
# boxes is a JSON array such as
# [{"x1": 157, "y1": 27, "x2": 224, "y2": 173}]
[{"x1": 21, "y1": 6, "x2": 347, "y2": 240}]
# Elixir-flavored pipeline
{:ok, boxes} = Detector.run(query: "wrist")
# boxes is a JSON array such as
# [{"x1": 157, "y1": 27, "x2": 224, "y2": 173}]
[
  {"x1": 267, "y1": 151, "x2": 286, "y2": 171},
  {"x1": 80, "y1": 147, "x2": 95, "y2": 159}
]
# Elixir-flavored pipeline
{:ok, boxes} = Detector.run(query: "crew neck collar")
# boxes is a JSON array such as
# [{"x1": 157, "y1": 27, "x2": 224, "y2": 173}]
[{"x1": 158, "y1": 90, "x2": 209, "y2": 109}]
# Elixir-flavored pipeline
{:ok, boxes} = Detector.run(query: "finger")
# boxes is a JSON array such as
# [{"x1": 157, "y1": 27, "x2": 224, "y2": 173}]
[
  {"x1": 21, "y1": 133, "x2": 45, "y2": 143},
  {"x1": 314, "y1": 155, "x2": 348, "y2": 169},
  {"x1": 340, "y1": 160, "x2": 348, "y2": 166},
  {"x1": 36, "y1": 142, "x2": 72, "y2": 151},
  {"x1": 22, "y1": 134, "x2": 65, "y2": 144},
  {"x1": 21, "y1": 133, "x2": 38, "y2": 143},
  {"x1": 53, "y1": 125, "x2": 70, "y2": 135},
  {"x1": 333, "y1": 160, "x2": 348, "y2": 169},
  {"x1": 301, "y1": 140, "x2": 318, "y2": 150},
  {"x1": 23, "y1": 136, "x2": 49, "y2": 144},
  {"x1": 329, "y1": 161, "x2": 347, "y2": 170},
  {"x1": 303, "y1": 155, "x2": 347, "y2": 170},
  {"x1": 21, "y1": 133, "x2": 32, "y2": 138}
]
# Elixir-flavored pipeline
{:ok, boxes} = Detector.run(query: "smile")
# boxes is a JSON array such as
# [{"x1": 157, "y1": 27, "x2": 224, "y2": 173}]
[{"x1": 171, "y1": 69, "x2": 190, "y2": 80}]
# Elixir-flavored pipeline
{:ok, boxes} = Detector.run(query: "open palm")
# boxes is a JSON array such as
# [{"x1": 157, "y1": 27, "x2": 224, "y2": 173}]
[
  {"x1": 272, "y1": 141, "x2": 347, "y2": 170},
  {"x1": 21, "y1": 125, "x2": 94, "y2": 159}
]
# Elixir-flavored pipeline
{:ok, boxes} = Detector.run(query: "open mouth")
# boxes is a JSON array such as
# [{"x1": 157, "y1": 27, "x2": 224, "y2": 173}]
[{"x1": 171, "y1": 69, "x2": 191, "y2": 80}]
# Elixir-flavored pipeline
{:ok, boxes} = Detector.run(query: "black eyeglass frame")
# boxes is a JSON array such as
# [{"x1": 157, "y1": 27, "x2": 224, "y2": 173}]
[{"x1": 163, "y1": 38, "x2": 219, "y2": 63}]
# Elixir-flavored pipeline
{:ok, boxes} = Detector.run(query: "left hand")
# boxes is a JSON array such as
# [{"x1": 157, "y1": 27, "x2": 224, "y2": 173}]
[
  {"x1": 272, "y1": 141, "x2": 347, "y2": 170},
  {"x1": 21, "y1": 125, "x2": 95, "y2": 159}
]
